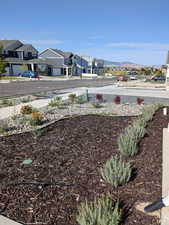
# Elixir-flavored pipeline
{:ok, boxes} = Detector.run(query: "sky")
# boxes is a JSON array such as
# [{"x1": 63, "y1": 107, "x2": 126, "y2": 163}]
[{"x1": 1, "y1": 0, "x2": 169, "y2": 65}]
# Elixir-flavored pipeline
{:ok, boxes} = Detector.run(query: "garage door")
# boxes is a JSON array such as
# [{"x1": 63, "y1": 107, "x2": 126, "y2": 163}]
[{"x1": 12, "y1": 65, "x2": 23, "y2": 75}]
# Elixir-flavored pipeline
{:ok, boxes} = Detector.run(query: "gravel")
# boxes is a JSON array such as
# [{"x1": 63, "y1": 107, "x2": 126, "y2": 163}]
[{"x1": 0, "y1": 101, "x2": 144, "y2": 136}]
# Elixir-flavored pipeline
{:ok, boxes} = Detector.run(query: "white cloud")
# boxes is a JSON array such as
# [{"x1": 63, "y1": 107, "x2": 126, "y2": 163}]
[
  {"x1": 105, "y1": 42, "x2": 169, "y2": 50},
  {"x1": 22, "y1": 39, "x2": 64, "y2": 45}
]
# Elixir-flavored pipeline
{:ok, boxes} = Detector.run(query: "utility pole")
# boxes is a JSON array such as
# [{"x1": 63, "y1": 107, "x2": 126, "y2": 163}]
[{"x1": 80, "y1": 56, "x2": 82, "y2": 79}]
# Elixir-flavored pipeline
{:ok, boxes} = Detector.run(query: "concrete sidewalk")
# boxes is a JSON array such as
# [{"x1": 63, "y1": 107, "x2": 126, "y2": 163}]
[{"x1": 0, "y1": 87, "x2": 87, "y2": 120}]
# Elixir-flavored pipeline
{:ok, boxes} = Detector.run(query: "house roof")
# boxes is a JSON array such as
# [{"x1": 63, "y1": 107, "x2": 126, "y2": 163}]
[
  {"x1": 16, "y1": 44, "x2": 38, "y2": 53},
  {"x1": 166, "y1": 51, "x2": 169, "y2": 64},
  {"x1": 50, "y1": 48, "x2": 73, "y2": 58},
  {"x1": 0, "y1": 40, "x2": 22, "y2": 50}
]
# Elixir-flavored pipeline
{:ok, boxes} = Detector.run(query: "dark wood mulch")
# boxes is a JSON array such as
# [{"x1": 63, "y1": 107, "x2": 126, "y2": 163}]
[{"x1": 0, "y1": 109, "x2": 168, "y2": 225}]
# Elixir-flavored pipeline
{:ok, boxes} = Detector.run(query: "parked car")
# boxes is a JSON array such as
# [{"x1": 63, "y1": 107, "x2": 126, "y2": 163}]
[
  {"x1": 116, "y1": 76, "x2": 128, "y2": 81},
  {"x1": 19, "y1": 71, "x2": 37, "y2": 78},
  {"x1": 151, "y1": 75, "x2": 166, "y2": 82},
  {"x1": 129, "y1": 75, "x2": 137, "y2": 80}
]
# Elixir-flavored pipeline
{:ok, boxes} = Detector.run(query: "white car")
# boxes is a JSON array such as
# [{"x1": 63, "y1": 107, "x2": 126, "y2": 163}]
[{"x1": 130, "y1": 75, "x2": 137, "y2": 80}]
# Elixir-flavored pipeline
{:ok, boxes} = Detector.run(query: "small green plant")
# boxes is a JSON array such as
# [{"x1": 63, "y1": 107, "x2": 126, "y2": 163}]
[
  {"x1": 136, "y1": 117, "x2": 147, "y2": 128},
  {"x1": 141, "y1": 103, "x2": 164, "y2": 122},
  {"x1": 125, "y1": 122, "x2": 146, "y2": 142},
  {"x1": 68, "y1": 93, "x2": 77, "y2": 104},
  {"x1": 100, "y1": 155, "x2": 131, "y2": 187},
  {"x1": 32, "y1": 128, "x2": 44, "y2": 138},
  {"x1": 76, "y1": 196, "x2": 121, "y2": 225},
  {"x1": 1, "y1": 99, "x2": 14, "y2": 106},
  {"x1": 20, "y1": 105, "x2": 33, "y2": 114},
  {"x1": 117, "y1": 132, "x2": 138, "y2": 156},
  {"x1": 0, "y1": 121, "x2": 9, "y2": 134},
  {"x1": 29, "y1": 112, "x2": 44, "y2": 126},
  {"x1": 48, "y1": 96, "x2": 63, "y2": 108},
  {"x1": 47, "y1": 109, "x2": 55, "y2": 114},
  {"x1": 0, "y1": 126, "x2": 7, "y2": 134},
  {"x1": 117, "y1": 102, "x2": 163, "y2": 157}
]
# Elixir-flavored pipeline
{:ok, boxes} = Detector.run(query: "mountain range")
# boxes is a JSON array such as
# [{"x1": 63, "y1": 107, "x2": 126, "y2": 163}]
[{"x1": 103, "y1": 60, "x2": 144, "y2": 67}]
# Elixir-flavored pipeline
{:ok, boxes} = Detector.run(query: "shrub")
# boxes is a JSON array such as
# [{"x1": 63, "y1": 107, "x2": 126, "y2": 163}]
[
  {"x1": 48, "y1": 96, "x2": 63, "y2": 107},
  {"x1": 68, "y1": 93, "x2": 77, "y2": 103},
  {"x1": 117, "y1": 132, "x2": 138, "y2": 156},
  {"x1": 0, "y1": 126, "x2": 7, "y2": 134},
  {"x1": 126, "y1": 122, "x2": 146, "y2": 142},
  {"x1": 1, "y1": 99, "x2": 14, "y2": 106},
  {"x1": 20, "y1": 105, "x2": 33, "y2": 114},
  {"x1": 136, "y1": 117, "x2": 147, "y2": 128},
  {"x1": 96, "y1": 94, "x2": 103, "y2": 102},
  {"x1": 114, "y1": 96, "x2": 121, "y2": 104},
  {"x1": 0, "y1": 121, "x2": 9, "y2": 134},
  {"x1": 32, "y1": 128, "x2": 44, "y2": 138},
  {"x1": 117, "y1": 102, "x2": 163, "y2": 157},
  {"x1": 141, "y1": 103, "x2": 164, "y2": 122},
  {"x1": 29, "y1": 112, "x2": 44, "y2": 126},
  {"x1": 100, "y1": 155, "x2": 131, "y2": 187},
  {"x1": 137, "y1": 97, "x2": 144, "y2": 105},
  {"x1": 76, "y1": 196, "x2": 121, "y2": 225}
]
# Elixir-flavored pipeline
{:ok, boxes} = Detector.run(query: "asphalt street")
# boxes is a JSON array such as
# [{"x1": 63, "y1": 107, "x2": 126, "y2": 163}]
[{"x1": 0, "y1": 78, "x2": 114, "y2": 98}]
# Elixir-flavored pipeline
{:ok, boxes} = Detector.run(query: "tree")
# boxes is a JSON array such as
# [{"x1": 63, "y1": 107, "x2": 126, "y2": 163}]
[{"x1": 0, "y1": 45, "x2": 6, "y2": 78}]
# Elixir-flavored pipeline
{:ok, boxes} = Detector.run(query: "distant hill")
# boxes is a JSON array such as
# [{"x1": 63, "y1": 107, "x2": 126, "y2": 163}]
[{"x1": 103, "y1": 60, "x2": 143, "y2": 68}]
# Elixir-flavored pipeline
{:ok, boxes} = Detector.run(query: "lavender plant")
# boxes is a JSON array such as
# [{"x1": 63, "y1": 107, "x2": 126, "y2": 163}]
[
  {"x1": 100, "y1": 155, "x2": 131, "y2": 187},
  {"x1": 76, "y1": 196, "x2": 121, "y2": 225}
]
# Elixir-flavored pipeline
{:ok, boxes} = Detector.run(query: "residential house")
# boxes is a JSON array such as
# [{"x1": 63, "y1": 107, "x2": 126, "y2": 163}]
[
  {"x1": 0, "y1": 40, "x2": 38, "y2": 75},
  {"x1": 38, "y1": 48, "x2": 88, "y2": 76},
  {"x1": 81, "y1": 56, "x2": 104, "y2": 74},
  {"x1": 72, "y1": 54, "x2": 88, "y2": 75}
]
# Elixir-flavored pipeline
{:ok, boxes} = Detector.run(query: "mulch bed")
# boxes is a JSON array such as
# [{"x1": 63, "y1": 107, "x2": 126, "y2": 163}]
[{"x1": 0, "y1": 109, "x2": 168, "y2": 225}]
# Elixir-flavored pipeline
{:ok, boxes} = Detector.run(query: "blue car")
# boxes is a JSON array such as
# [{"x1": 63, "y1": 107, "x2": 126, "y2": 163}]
[{"x1": 20, "y1": 71, "x2": 37, "y2": 78}]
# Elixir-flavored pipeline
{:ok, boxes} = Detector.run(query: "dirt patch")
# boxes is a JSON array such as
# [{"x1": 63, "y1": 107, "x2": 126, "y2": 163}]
[{"x1": 0, "y1": 109, "x2": 168, "y2": 225}]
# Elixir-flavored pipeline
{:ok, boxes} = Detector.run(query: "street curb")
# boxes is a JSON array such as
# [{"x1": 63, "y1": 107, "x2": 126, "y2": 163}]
[{"x1": 161, "y1": 128, "x2": 169, "y2": 224}]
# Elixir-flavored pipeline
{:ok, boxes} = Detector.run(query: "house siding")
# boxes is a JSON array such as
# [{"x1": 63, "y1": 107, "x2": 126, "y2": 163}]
[
  {"x1": 39, "y1": 49, "x2": 64, "y2": 65},
  {"x1": 39, "y1": 49, "x2": 63, "y2": 58}
]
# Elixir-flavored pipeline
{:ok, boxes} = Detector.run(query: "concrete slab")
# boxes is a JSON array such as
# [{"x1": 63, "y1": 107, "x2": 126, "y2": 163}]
[
  {"x1": 0, "y1": 88, "x2": 87, "y2": 120},
  {"x1": 0, "y1": 216, "x2": 23, "y2": 225},
  {"x1": 161, "y1": 128, "x2": 169, "y2": 225}
]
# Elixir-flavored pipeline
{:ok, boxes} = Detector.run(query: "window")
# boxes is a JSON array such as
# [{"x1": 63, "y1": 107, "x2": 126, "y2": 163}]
[{"x1": 27, "y1": 52, "x2": 32, "y2": 58}]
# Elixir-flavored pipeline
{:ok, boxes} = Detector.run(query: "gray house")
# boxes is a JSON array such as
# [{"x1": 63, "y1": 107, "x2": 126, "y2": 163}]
[
  {"x1": 39, "y1": 48, "x2": 88, "y2": 76},
  {"x1": 0, "y1": 40, "x2": 38, "y2": 75},
  {"x1": 81, "y1": 56, "x2": 104, "y2": 74}
]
